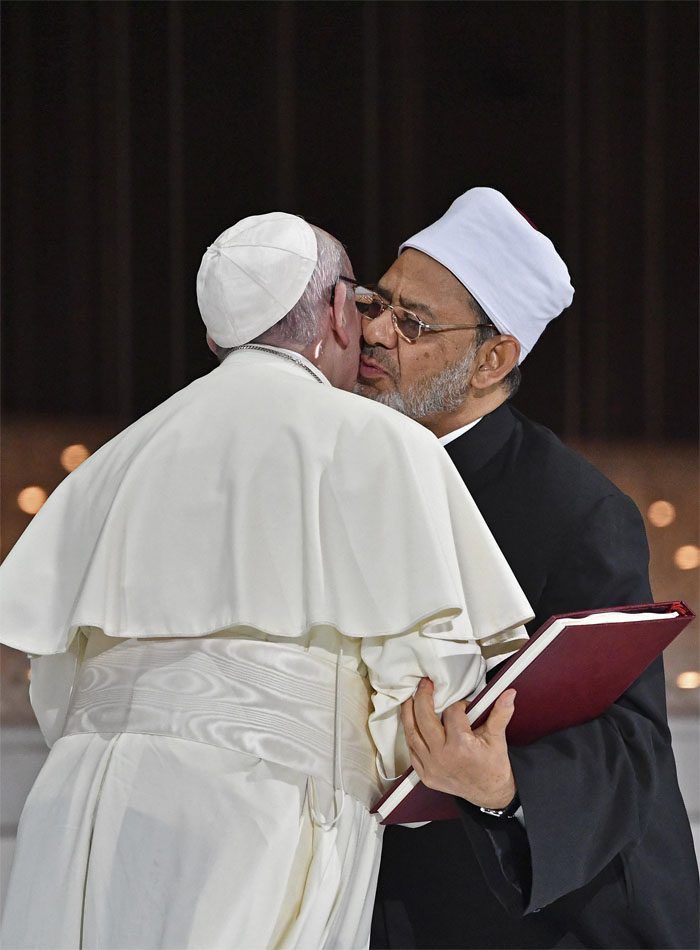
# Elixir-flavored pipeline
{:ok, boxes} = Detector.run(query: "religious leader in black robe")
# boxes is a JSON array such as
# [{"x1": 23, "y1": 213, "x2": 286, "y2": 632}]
[
  {"x1": 356, "y1": 187, "x2": 699, "y2": 950},
  {"x1": 370, "y1": 403, "x2": 699, "y2": 949}
]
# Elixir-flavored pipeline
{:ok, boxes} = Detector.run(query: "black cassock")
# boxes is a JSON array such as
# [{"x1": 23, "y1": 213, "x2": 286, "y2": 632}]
[{"x1": 371, "y1": 403, "x2": 699, "y2": 950}]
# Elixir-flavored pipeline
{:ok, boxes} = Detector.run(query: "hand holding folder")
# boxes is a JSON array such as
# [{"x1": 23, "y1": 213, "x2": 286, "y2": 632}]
[{"x1": 372, "y1": 601, "x2": 695, "y2": 825}]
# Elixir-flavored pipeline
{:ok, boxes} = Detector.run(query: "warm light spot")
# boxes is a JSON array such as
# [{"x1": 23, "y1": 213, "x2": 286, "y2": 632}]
[
  {"x1": 674, "y1": 545, "x2": 700, "y2": 570},
  {"x1": 60, "y1": 443, "x2": 90, "y2": 472},
  {"x1": 676, "y1": 671, "x2": 700, "y2": 690},
  {"x1": 17, "y1": 486, "x2": 47, "y2": 515},
  {"x1": 25, "y1": 668, "x2": 32, "y2": 683},
  {"x1": 647, "y1": 500, "x2": 676, "y2": 528}
]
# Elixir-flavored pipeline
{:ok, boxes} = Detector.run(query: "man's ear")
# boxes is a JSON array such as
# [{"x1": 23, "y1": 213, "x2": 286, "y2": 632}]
[
  {"x1": 329, "y1": 281, "x2": 351, "y2": 349},
  {"x1": 470, "y1": 335, "x2": 520, "y2": 390},
  {"x1": 206, "y1": 333, "x2": 218, "y2": 356}
]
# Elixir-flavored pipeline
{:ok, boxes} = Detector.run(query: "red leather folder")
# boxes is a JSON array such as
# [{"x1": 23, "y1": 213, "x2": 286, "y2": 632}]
[{"x1": 372, "y1": 601, "x2": 695, "y2": 825}]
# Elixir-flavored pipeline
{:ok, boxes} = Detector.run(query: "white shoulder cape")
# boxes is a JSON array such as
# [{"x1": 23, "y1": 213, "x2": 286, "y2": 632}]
[{"x1": 1, "y1": 348, "x2": 532, "y2": 655}]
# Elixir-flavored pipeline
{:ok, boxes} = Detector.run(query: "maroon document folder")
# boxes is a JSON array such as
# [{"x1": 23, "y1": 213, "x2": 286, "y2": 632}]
[{"x1": 372, "y1": 601, "x2": 694, "y2": 825}]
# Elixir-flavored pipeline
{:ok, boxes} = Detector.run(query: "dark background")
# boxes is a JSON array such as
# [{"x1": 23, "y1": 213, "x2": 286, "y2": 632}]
[{"x1": 2, "y1": 0, "x2": 698, "y2": 440}]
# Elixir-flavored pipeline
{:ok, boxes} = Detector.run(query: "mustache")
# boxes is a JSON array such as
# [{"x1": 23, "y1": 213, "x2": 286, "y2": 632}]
[{"x1": 360, "y1": 346, "x2": 400, "y2": 382}]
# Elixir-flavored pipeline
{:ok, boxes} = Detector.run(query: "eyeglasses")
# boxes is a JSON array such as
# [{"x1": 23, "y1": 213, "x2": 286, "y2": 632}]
[
  {"x1": 330, "y1": 275, "x2": 359, "y2": 306},
  {"x1": 355, "y1": 286, "x2": 496, "y2": 343}
]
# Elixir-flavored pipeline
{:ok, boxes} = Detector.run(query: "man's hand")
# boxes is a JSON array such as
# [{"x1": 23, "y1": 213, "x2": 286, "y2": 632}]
[{"x1": 401, "y1": 677, "x2": 517, "y2": 809}]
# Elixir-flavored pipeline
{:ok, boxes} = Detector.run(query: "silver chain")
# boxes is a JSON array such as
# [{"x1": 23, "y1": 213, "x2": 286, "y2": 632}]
[{"x1": 229, "y1": 344, "x2": 324, "y2": 384}]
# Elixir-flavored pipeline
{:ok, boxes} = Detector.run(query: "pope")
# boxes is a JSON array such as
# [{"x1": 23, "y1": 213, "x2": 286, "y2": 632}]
[{"x1": 0, "y1": 212, "x2": 534, "y2": 950}]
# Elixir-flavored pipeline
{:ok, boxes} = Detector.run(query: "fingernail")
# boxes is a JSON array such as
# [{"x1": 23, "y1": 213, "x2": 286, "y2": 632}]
[{"x1": 504, "y1": 690, "x2": 516, "y2": 706}]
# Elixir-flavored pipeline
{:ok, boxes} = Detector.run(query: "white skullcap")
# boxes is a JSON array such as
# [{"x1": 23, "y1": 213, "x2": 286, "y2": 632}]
[
  {"x1": 399, "y1": 187, "x2": 574, "y2": 363},
  {"x1": 197, "y1": 212, "x2": 318, "y2": 347}
]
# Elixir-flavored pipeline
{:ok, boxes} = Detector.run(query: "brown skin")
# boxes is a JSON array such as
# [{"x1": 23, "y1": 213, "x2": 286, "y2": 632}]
[
  {"x1": 403, "y1": 680, "x2": 518, "y2": 809},
  {"x1": 359, "y1": 249, "x2": 522, "y2": 809},
  {"x1": 357, "y1": 249, "x2": 520, "y2": 437},
  {"x1": 207, "y1": 247, "x2": 362, "y2": 392}
]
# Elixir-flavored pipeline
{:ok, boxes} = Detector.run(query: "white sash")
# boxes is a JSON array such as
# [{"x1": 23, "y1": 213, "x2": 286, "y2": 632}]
[{"x1": 62, "y1": 637, "x2": 382, "y2": 810}]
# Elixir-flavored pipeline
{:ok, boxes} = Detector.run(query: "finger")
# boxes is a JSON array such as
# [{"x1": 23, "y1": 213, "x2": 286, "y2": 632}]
[
  {"x1": 412, "y1": 678, "x2": 446, "y2": 753},
  {"x1": 442, "y1": 698, "x2": 472, "y2": 741},
  {"x1": 477, "y1": 689, "x2": 516, "y2": 741},
  {"x1": 401, "y1": 697, "x2": 430, "y2": 759}
]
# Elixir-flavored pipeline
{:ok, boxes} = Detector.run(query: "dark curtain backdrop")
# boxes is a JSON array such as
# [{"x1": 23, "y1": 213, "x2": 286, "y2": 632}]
[{"x1": 2, "y1": 0, "x2": 698, "y2": 440}]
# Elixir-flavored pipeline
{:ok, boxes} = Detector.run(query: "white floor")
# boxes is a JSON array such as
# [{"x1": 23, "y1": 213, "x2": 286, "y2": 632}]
[{"x1": 1, "y1": 719, "x2": 698, "y2": 909}]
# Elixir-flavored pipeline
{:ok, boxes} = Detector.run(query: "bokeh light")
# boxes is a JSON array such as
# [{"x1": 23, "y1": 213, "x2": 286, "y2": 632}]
[
  {"x1": 676, "y1": 671, "x2": 700, "y2": 690},
  {"x1": 17, "y1": 486, "x2": 47, "y2": 515},
  {"x1": 647, "y1": 500, "x2": 676, "y2": 528},
  {"x1": 674, "y1": 545, "x2": 700, "y2": 571},
  {"x1": 60, "y1": 443, "x2": 90, "y2": 472}
]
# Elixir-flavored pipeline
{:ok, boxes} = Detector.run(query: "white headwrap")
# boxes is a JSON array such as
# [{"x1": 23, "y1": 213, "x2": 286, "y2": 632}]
[{"x1": 400, "y1": 187, "x2": 574, "y2": 362}]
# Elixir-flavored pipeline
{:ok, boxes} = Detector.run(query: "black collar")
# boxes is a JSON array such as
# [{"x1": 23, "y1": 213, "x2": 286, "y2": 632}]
[{"x1": 443, "y1": 403, "x2": 518, "y2": 481}]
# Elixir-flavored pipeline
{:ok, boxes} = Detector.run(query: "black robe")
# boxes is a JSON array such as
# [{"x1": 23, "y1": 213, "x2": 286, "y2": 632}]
[{"x1": 371, "y1": 403, "x2": 699, "y2": 950}]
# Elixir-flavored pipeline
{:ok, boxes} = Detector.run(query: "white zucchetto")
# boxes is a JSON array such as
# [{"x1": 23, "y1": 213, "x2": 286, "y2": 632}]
[
  {"x1": 197, "y1": 212, "x2": 318, "y2": 347},
  {"x1": 399, "y1": 187, "x2": 574, "y2": 362}
]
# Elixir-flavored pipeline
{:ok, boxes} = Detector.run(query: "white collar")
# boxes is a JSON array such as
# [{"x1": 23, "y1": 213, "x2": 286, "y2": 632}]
[
  {"x1": 222, "y1": 344, "x2": 331, "y2": 387},
  {"x1": 439, "y1": 417, "x2": 483, "y2": 447}
]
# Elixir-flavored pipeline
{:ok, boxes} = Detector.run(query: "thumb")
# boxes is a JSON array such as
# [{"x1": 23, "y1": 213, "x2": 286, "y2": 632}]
[{"x1": 479, "y1": 689, "x2": 516, "y2": 741}]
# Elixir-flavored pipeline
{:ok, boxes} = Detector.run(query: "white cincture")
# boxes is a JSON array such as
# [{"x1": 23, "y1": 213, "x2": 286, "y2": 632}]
[{"x1": 308, "y1": 645, "x2": 347, "y2": 830}]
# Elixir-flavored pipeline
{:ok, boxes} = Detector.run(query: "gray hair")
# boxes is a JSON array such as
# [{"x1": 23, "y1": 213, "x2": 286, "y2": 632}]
[
  {"x1": 366, "y1": 344, "x2": 481, "y2": 419},
  {"x1": 470, "y1": 296, "x2": 522, "y2": 399},
  {"x1": 211, "y1": 225, "x2": 345, "y2": 360}
]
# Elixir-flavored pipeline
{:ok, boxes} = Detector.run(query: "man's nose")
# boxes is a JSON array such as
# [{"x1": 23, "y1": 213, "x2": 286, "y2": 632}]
[{"x1": 361, "y1": 311, "x2": 398, "y2": 349}]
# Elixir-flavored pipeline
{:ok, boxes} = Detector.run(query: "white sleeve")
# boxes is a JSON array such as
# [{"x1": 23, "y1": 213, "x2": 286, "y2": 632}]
[
  {"x1": 478, "y1": 623, "x2": 529, "y2": 672},
  {"x1": 28, "y1": 635, "x2": 83, "y2": 748},
  {"x1": 360, "y1": 613, "x2": 487, "y2": 784}
]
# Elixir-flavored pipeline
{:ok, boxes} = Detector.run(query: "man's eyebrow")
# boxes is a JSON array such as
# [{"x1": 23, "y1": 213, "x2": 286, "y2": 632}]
[
  {"x1": 399, "y1": 296, "x2": 437, "y2": 320},
  {"x1": 375, "y1": 284, "x2": 437, "y2": 321}
]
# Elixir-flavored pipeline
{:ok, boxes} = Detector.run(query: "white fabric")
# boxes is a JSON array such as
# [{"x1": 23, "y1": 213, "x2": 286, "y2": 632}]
[
  {"x1": 197, "y1": 213, "x2": 317, "y2": 347},
  {"x1": 1, "y1": 347, "x2": 534, "y2": 948},
  {"x1": 399, "y1": 187, "x2": 574, "y2": 363},
  {"x1": 0, "y1": 347, "x2": 533, "y2": 668},
  {"x1": 4, "y1": 621, "x2": 499, "y2": 950},
  {"x1": 439, "y1": 417, "x2": 483, "y2": 447},
  {"x1": 233, "y1": 342, "x2": 329, "y2": 383},
  {"x1": 2, "y1": 734, "x2": 382, "y2": 950},
  {"x1": 61, "y1": 636, "x2": 381, "y2": 808}
]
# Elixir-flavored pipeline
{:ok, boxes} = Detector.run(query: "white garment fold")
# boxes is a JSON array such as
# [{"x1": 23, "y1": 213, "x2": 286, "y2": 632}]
[
  {"x1": 0, "y1": 348, "x2": 533, "y2": 658},
  {"x1": 3, "y1": 733, "x2": 384, "y2": 950},
  {"x1": 1, "y1": 350, "x2": 534, "y2": 949},
  {"x1": 62, "y1": 636, "x2": 382, "y2": 810},
  {"x1": 3, "y1": 625, "x2": 497, "y2": 950}
]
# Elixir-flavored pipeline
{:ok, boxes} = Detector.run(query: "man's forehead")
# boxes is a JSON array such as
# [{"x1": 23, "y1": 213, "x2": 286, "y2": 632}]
[{"x1": 378, "y1": 249, "x2": 470, "y2": 312}]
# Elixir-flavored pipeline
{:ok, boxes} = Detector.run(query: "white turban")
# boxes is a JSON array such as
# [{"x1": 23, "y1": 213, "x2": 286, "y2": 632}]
[{"x1": 399, "y1": 187, "x2": 574, "y2": 362}]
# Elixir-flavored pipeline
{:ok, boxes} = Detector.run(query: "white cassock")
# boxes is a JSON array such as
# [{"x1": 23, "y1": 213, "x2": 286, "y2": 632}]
[{"x1": 0, "y1": 346, "x2": 532, "y2": 950}]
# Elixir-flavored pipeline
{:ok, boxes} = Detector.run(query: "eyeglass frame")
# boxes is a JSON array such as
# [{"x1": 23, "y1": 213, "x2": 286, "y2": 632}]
[{"x1": 354, "y1": 286, "x2": 497, "y2": 344}]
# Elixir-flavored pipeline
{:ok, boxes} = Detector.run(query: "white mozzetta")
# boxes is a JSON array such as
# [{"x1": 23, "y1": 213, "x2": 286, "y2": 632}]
[
  {"x1": 1, "y1": 347, "x2": 533, "y2": 750},
  {"x1": 0, "y1": 347, "x2": 532, "y2": 652}
]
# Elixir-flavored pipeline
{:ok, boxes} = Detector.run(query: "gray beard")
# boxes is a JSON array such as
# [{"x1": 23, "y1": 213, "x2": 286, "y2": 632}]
[{"x1": 355, "y1": 346, "x2": 476, "y2": 421}]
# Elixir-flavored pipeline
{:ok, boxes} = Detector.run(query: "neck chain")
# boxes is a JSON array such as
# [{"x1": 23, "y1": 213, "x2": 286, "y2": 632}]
[{"x1": 230, "y1": 344, "x2": 325, "y2": 384}]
